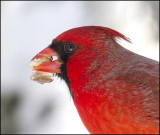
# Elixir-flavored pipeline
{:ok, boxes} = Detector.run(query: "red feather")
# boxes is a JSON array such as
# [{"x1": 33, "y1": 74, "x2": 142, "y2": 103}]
[{"x1": 56, "y1": 26, "x2": 159, "y2": 134}]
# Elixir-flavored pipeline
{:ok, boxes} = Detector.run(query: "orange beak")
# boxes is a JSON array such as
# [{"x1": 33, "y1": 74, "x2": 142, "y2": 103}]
[{"x1": 29, "y1": 47, "x2": 62, "y2": 73}]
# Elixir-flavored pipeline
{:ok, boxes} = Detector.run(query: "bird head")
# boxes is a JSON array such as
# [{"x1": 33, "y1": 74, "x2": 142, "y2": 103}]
[{"x1": 29, "y1": 26, "x2": 130, "y2": 88}]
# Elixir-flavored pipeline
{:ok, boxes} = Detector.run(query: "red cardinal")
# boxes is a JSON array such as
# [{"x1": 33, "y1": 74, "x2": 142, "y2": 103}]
[{"x1": 29, "y1": 26, "x2": 159, "y2": 134}]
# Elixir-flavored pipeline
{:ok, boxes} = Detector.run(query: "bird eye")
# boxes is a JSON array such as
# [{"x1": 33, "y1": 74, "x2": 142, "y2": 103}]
[{"x1": 64, "y1": 42, "x2": 76, "y2": 53}]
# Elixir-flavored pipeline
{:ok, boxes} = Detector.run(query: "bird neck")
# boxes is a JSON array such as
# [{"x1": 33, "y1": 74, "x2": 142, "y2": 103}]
[{"x1": 67, "y1": 42, "x2": 126, "y2": 99}]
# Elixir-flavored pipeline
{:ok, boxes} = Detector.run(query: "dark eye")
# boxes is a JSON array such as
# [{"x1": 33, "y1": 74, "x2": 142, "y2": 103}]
[{"x1": 64, "y1": 42, "x2": 76, "y2": 53}]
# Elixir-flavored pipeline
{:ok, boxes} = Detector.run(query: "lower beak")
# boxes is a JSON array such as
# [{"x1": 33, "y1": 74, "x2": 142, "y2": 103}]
[{"x1": 33, "y1": 60, "x2": 61, "y2": 73}]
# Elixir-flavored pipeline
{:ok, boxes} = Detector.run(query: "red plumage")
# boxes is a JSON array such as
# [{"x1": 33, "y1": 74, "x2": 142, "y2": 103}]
[{"x1": 29, "y1": 26, "x2": 159, "y2": 134}]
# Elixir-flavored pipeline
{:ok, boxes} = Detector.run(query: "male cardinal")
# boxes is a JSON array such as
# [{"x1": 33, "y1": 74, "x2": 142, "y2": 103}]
[{"x1": 29, "y1": 26, "x2": 159, "y2": 134}]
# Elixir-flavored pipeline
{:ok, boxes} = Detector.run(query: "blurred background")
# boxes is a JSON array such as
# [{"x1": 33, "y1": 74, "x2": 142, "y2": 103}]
[{"x1": 1, "y1": 1, "x2": 159, "y2": 134}]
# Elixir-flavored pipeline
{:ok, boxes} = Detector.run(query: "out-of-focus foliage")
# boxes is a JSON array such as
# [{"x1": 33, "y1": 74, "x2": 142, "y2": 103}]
[{"x1": 1, "y1": 91, "x2": 21, "y2": 133}]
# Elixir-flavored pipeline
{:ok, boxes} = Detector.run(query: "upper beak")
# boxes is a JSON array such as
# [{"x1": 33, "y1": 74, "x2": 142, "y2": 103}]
[{"x1": 29, "y1": 47, "x2": 62, "y2": 73}]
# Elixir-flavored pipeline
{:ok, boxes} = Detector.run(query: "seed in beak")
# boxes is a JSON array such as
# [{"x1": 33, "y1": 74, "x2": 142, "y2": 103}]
[{"x1": 30, "y1": 71, "x2": 54, "y2": 84}]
